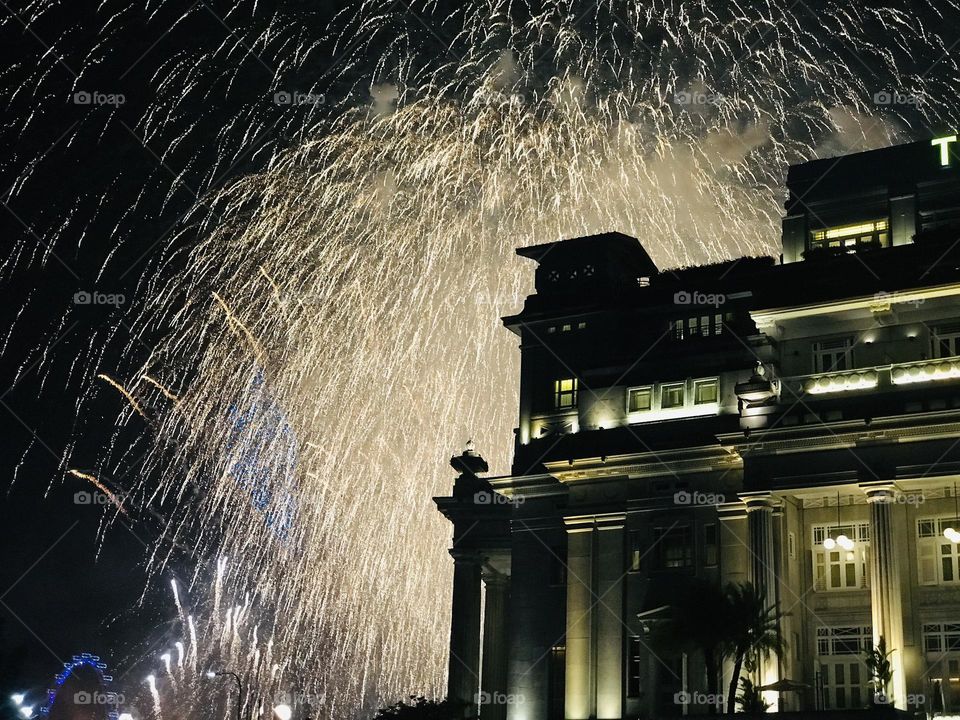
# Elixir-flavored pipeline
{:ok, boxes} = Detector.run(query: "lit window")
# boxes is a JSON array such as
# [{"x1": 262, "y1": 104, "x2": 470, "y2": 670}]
[
  {"x1": 629, "y1": 530, "x2": 643, "y2": 571},
  {"x1": 562, "y1": 324, "x2": 571, "y2": 332},
  {"x1": 554, "y1": 378, "x2": 578, "y2": 409},
  {"x1": 816, "y1": 627, "x2": 872, "y2": 709},
  {"x1": 923, "y1": 623, "x2": 960, "y2": 654},
  {"x1": 932, "y1": 324, "x2": 960, "y2": 359},
  {"x1": 917, "y1": 517, "x2": 960, "y2": 585},
  {"x1": 673, "y1": 314, "x2": 725, "y2": 339},
  {"x1": 661, "y1": 383, "x2": 685, "y2": 409},
  {"x1": 693, "y1": 378, "x2": 719, "y2": 405},
  {"x1": 923, "y1": 626, "x2": 960, "y2": 714},
  {"x1": 813, "y1": 337, "x2": 853, "y2": 373},
  {"x1": 577, "y1": 321, "x2": 587, "y2": 330},
  {"x1": 627, "y1": 386, "x2": 652, "y2": 412},
  {"x1": 654, "y1": 525, "x2": 693, "y2": 568},
  {"x1": 812, "y1": 523, "x2": 869, "y2": 591},
  {"x1": 810, "y1": 219, "x2": 889, "y2": 252}
]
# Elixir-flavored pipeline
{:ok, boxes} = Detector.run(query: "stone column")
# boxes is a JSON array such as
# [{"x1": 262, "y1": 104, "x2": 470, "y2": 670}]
[
  {"x1": 564, "y1": 522, "x2": 594, "y2": 720},
  {"x1": 481, "y1": 570, "x2": 510, "y2": 720},
  {"x1": 595, "y1": 521, "x2": 624, "y2": 720},
  {"x1": 742, "y1": 494, "x2": 781, "y2": 707},
  {"x1": 564, "y1": 514, "x2": 625, "y2": 720},
  {"x1": 863, "y1": 482, "x2": 906, "y2": 708},
  {"x1": 449, "y1": 552, "x2": 483, "y2": 715},
  {"x1": 743, "y1": 495, "x2": 778, "y2": 604}
]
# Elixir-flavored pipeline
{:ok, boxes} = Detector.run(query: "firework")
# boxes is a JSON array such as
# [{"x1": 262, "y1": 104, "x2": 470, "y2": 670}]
[{"x1": 5, "y1": 1, "x2": 960, "y2": 718}]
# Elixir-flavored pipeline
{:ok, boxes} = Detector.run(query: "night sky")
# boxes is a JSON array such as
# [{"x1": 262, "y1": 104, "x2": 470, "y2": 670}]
[{"x1": 0, "y1": 0, "x2": 354, "y2": 699}]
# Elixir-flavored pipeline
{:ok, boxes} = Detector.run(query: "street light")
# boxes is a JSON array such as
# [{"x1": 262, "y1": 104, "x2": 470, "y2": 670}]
[
  {"x1": 9, "y1": 695, "x2": 25, "y2": 707},
  {"x1": 273, "y1": 704, "x2": 292, "y2": 720},
  {"x1": 205, "y1": 670, "x2": 243, "y2": 720}
]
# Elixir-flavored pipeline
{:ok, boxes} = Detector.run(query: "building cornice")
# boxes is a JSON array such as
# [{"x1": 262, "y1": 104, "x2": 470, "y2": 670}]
[
  {"x1": 750, "y1": 280, "x2": 960, "y2": 329},
  {"x1": 540, "y1": 445, "x2": 739, "y2": 483},
  {"x1": 718, "y1": 410, "x2": 960, "y2": 456}
]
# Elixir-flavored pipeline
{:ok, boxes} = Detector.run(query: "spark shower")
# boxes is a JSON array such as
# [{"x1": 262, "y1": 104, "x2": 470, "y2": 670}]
[{"x1": 5, "y1": 1, "x2": 960, "y2": 718}]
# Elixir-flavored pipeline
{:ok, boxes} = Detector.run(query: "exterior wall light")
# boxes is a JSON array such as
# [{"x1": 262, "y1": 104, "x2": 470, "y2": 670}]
[
  {"x1": 804, "y1": 370, "x2": 878, "y2": 394},
  {"x1": 822, "y1": 493, "x2": 856, "y2": 552},
  {"x1": 892, "y1": 360, "x2": 960, "y2": 385},
  {"x1": 945, "y1": 483, "x2": 960, "y2": 544}
]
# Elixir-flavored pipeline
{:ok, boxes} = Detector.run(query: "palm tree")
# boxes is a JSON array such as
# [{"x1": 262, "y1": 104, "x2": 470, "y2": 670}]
[
  {"x1": 723, "y1": 582, "x2": 787, "y2": 715},
  {"x1": 864, "y1": 637, "x2": 894, "y2": 705},
  {"x1": 735, "y1": 678, "x2": 770, "y2": 714},
  {"x1": 661, "y1": 578, "x2": 729, "y2": 713}
]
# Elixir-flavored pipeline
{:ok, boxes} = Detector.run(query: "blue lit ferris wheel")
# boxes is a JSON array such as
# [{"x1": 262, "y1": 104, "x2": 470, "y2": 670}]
[{"x1": 40, "y1": 653, "x2": 120, "y2": 720}]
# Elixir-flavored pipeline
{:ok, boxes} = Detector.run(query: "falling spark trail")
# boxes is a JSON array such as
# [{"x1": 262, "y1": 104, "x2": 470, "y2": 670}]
[
  {"x1": 143, "y1": 375, "x2": 180, "y2": 402},
  {"x1": 66, "y1": 469, "x2": 130, "y2": 517},
  {"x1": 96, "y1": 374, "x2": 147, "y2": 418}
]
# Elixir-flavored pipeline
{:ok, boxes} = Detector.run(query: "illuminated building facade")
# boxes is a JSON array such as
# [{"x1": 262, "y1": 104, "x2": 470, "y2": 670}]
[{"x1": 436, "y1": 136, "x2": 960, "y2": 718}]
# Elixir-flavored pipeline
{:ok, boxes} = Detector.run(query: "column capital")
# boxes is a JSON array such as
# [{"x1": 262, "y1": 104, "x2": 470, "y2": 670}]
[
  {"x1": 860, "y1": 480, "x2": 900, "y2": 503},
  {"x1": 481, "y1": 567, "x2": 509, "y2": 586},
  {"x1": 739, "y1": 491, "x2": 780, "y2": 512}
]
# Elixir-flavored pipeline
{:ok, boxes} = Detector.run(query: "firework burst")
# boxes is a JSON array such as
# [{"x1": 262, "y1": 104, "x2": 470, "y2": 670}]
[{"x1": 5, "y1": 1, "x2": 960, "y2": 718}]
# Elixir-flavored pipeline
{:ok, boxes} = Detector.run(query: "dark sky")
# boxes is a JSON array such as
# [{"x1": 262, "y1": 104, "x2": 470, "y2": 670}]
[{"x1": 0, "y1": 0, "x2": 355, "y2": 699}]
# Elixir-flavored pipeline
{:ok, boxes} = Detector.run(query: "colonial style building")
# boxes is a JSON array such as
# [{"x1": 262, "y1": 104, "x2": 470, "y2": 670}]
[{"x1": 436, "y1": 135, "x2": 960, "y2": 719}]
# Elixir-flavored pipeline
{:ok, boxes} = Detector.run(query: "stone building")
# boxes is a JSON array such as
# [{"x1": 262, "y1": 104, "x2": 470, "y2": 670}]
[{"x1": 436, "y1": 135, "x2": 960, "y2": 718}]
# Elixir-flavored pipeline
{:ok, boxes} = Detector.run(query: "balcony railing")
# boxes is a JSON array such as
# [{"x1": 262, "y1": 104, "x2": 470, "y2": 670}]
[{"x1": 783, "y1": 356, "x2": 960, "y2": 397}]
